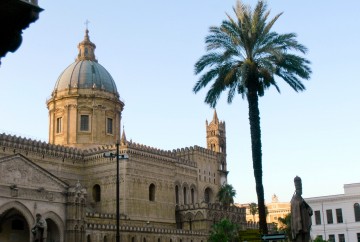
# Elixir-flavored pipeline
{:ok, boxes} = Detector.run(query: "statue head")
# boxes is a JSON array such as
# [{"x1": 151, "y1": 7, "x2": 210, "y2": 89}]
[
  {"x1": 294, "y1": 176, "x2": 302, "y2": 195},
  {"x1": 35, "y1": 213, "x2": 41, "y2": 221}
]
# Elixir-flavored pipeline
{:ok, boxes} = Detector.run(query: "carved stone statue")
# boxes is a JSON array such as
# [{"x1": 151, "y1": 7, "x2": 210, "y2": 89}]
[
  {"x1": 31, "y1": 213, "x2": 47, "y2": 242},
  {"x1": 291, "y1": 176, "x2": 313, "y2": 242}
]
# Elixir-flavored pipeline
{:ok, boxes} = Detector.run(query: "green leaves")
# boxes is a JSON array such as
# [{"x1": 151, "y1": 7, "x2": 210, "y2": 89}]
[
  {"x1": 208, "y1": 219, "x2": 239, "y2": 242},
  {"x1": 193, "y1": 0, "x2": 311, "y2": 105},
  {"x1": 217, "y1": 183, "x2": 236, "y2": 207}
]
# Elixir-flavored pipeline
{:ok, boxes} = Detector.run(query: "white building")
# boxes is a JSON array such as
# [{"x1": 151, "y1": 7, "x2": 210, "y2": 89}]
[{"x1": 306, "y1": 183, "x2": 360, "y2": 242}]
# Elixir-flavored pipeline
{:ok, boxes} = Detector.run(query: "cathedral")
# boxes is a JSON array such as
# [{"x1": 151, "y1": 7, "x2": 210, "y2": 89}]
[{"x1": 0, "y1": 29, "x2": 246, "y2": 242}]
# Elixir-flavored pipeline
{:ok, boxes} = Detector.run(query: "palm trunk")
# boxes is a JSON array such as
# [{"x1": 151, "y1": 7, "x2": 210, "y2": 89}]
[{"x1": 247, "y1": 90, "x2": 268, "y2": 235}]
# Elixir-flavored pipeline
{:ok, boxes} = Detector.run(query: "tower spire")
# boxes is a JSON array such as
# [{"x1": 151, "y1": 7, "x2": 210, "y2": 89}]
[
  {"x1": 76, "y1": 27, "x2": 97, "y2": 62},
  {"x1": 121, "y1": 126, "x2": 127, "y2": 145},
  {"x1": 213, "y1": 109, "x2": 219, "y2": 124}
]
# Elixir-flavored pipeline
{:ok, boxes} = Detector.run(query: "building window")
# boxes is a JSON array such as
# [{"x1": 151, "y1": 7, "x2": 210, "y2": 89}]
[
  {"x1": 183, "y1": 187, "x2": 187, "y2": 204},
  {"x1": 354, "y1": 203, "x2": 360, "y2": 222},
  {"x1": 328, "y1": 235, "x2": 335, "y2": 242},
  {"x1": 175, "y1": 185, "x2": 179, "y2": 204},
  {"x1": 338, "y1": 234, "x2": 345, "y2": 242},
  {"x1": 357, "y1": 233, "x2": 360, "y2": 242},
  {"x1": 204, "y1": 188, "x2": 211, "y2": 203},
  {"x1": 87, "y1": 235, "x2": 91, "y2": 242},
  {"x1": 326, "y1": 209, "x2": 333, "y2": 224},
  {"x1": 314, "y1": 210, "x2": 321, "y2": 225},
  {"x1": 149, "y1": 184, "x2": 156, "y2": 201},
  {"x1": 56, "y1": 117, "x2": 62, "y2": 133},
  {"x1": 191, "y1": 188, "x2": 195, "y2": 204},
  {"x1": 92, "y1": 184, "x2": 101, "y2": 202},
  {"x1": 336, "y1": 208, "x2": 343, "y2": 223},
  {"x1": 80, "y1": 115, "x2": 90, "y2": 131},
  {"x1": 104, "y1": 236, "x2": 107, "y2": 242},
  {"x1": 107, "y1": 118, "x2": 113, "y2": 134}
]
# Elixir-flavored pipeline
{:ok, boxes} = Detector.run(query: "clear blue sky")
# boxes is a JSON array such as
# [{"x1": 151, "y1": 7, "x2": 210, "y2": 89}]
[{"x1": 1, "y1": 1, "x2": 359, "y2": 204}]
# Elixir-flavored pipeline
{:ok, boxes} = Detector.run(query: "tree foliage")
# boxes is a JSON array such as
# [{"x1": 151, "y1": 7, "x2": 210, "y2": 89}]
[
  {"x1": 217, "y1": 183, "x2": 236, "y2": 208},
  {"x1": 249, "y1": 202, "x2": 258, "y2": 221},
  {"x1": 193, "y1": 0, "x2": 311, "y2": 234},
  {"x1": 278, "y1": 213, "x2": 291, "y2": 241},
  {"x1": 208, "y1": 219, "x2": 239, "y2": 242}
]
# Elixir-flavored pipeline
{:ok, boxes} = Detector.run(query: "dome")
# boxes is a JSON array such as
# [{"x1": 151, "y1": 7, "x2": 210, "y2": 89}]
[
  {"x1": 54, "y1": 60, "x2": 118, "y2": 94},
  {"x1": 53, "y1": 29, "x2": 118, "y2": 95}
]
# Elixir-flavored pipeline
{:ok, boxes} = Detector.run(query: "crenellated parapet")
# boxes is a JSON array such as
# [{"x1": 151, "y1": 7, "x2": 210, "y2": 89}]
[
  {"x1": 121, "y1": 141, "x2": 197, "y2": 167},
  {"x1": 171, "y1": 145, "x2": 218, "y2": 157},
  {"x1": 0, "y1": 133, "x2": 83, "y2": 162},
  {"x1": 175, "y1": 202, "x2": 247, "y2": 232},
  {"x1": 176, "y1": 202, "x2": 246, "y2": 214}
]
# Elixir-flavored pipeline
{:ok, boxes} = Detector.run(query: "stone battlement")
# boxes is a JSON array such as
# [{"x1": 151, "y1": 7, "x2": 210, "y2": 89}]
[{"x1": 0, "y1": 133, "x2": 217, "y2": 168}]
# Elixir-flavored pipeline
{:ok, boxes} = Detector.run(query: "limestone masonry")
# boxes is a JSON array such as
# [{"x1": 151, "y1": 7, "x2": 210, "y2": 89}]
[{"x1": 0, "y1": 29, "x2": 246, "y2": 242}]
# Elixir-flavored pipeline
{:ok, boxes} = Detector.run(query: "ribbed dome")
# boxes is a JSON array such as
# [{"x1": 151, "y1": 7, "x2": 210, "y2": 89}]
[
  {"x1": 54, "y1": 60, "x2": 118, "y2": 94},
  {"x1": 53, "y1": 29, "x2": 118, "y2": 95}
]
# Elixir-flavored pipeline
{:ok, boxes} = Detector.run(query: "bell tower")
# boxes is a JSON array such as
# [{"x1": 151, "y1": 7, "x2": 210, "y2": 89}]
[{"x1": 206, "y1": 110, "x2": 226, "y2": 154}]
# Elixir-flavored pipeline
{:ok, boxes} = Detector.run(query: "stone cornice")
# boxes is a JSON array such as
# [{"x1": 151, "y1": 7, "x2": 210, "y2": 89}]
[{"x1": 305, "y1": 193, "x2": 360, "y2": 203}]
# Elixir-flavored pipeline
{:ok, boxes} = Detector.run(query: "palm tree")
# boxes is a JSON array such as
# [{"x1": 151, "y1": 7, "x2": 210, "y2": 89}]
[
  {"x1": 278, "y1": 213, "x2": 291, "y2": 241},
  {"x1": 208, "y1": 219, "x2": 239, "y2": 242},
  {"x1": 217, "y1": 183, "x2": 236, "y2": 208},
  {"x1": 249, "y1": 202, "x2": 258, "y2": 222},
  {"x1": 193, "y1": 0, "x2": 311, "y2": 234}
]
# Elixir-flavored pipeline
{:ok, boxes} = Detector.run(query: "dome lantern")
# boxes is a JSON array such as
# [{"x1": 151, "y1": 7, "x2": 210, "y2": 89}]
[{"x1": 76, "y1": 28, "x2": 97, "y2": 62}]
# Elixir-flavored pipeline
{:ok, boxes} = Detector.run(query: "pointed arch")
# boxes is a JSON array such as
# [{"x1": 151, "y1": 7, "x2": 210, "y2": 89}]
[
  {"x1": 92, "y1": 184, "x2": 101, "y2": 202},
  {"x1": 0, "y1": 201, "x2": 34, "y2": 226},
  {"x1": 42, "y1": 211, "x2": 65, "y2": 242},
  {"x1": 194, "y1": 211, "x2": 204, "y2": 220},
  {"x1": 204, "y1": 187, "x2": 213, "y2": 203},
  {"x1": 149, "y1": 183, "x2": 156, "y2": 201}
]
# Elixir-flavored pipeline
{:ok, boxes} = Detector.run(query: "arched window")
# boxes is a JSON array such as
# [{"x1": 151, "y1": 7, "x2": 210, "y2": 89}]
[
  {"x1": 87, "y1": 235, "x2": 91, "y2": 242},
  {"x1": 92, "y1": 184, "x2": 101, "y2": 202},
  {"x1": 104, "y1": 236, "x2": 107, "y2": 242},
  {"x1": 191, "y1": 188, "x2": 195, "y2": 204},
  {"x1": 354, "y1": 203, "x2": 360, "y2": 221},
  {"x1": 158, "y1": 239, "x2": 161, "y2": 242},
  {"x1": 131, "y1": 237, "x2": 135, "y2": 242},
  {"x1": 143, "y1": 238, "x2": 146, "y2": 242},
  {"x1": 149, "y1": 184, "x2": 156, "y2": 201},
  {"x1": 204, "y1": 188, "x2": 212, "y2": 203},
  {"x1": 175, "y1": 185, "x2": 179, "y2": 204},
  {"x1": 183, "y1": 187, "x2": 187, "y2": 204}
]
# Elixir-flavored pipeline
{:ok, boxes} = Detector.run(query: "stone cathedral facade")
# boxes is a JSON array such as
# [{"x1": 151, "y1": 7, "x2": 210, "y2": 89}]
[{"x1": 0, "y1": 30, "x2": 246, "y2": 242}]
